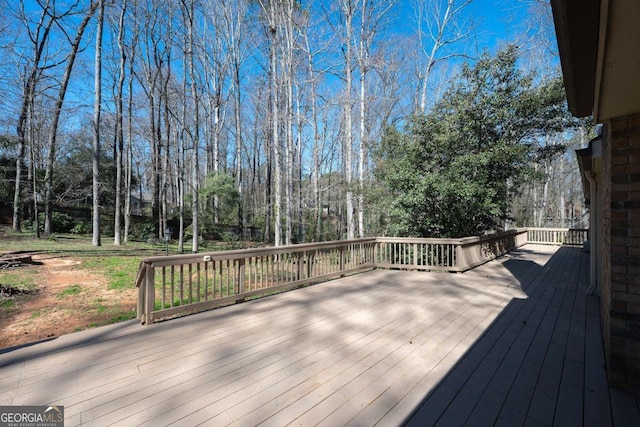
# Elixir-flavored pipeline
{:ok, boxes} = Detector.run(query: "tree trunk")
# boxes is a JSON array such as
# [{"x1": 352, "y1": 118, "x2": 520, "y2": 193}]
[
  {"x1": 303, "y1": 32, "x2": 321, "y2": 241},
  {"x1": 114, "y1": 0, "x2": 127, "y2": 246},
  {"x1": 92, "y1": 0, "x2": 105, "y2": 247},
  {"x1": 186, "y1": 0, "x2": 200, "y2": 253},
  {"x1": 267, "y1": 3, "x2": 282, "y2": 246},
  {"x1": 342, "y1": 0, "x2": 355, "y2": 240},
  {"x1": 43, "y1": 4, "x2": 97, "y2": 237},
  {"x1": 13, "y1": 4, "x2": 55, "y2": 232}
]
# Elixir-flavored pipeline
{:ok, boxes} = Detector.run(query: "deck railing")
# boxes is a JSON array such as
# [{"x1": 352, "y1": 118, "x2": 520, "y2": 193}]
[
  {"x1": 136, "y1": 238, "x2": 377, "y2": 325},
  {"x1": 375, "y1": 229, "x2": 529, "y2": 272},
  {"x1": 136, "y1": 227, "x2": 586, "y2": 324},
  {"x1": 527, "y1": 227, "x2": 589, "y2": 246}
]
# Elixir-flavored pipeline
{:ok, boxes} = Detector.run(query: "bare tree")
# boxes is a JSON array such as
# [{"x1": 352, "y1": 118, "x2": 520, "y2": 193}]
[
  {"x1": 219, "y1": 0, "x2": 248, "y2": 236},
  {"x1": 92, "y1": 0, "x2": 105, "y2": 246},
  {"x1": 282, "y1": 0, "x2": 296, "y2": 245},
  {"x1": 258, "y1": 0, "x2": 284, "y2": 245},
  {"x1": 339, "y1": 0, "x2": 356, "y2": 240},
  {"x1": 355, "y1": 0, "x2": 396, "y2": 237},
  {"x1": 182, "y1": 0, "x2": 200, "y2": 252},
  {"x1": 43, "y1": 2, "x2": 98, "y2": 237},
  {"x1": 414, "y1": 0, "x2": 472, "y2": 113},
  {"x1": 113, "y1": 0, "x2": 128, "y2": 246},
  {"x1": 12, "y1": 0, "x2": 58, "y2": 232},
  {"x1": 124, "y1": 0, "x2": 139, "y2": 243}
]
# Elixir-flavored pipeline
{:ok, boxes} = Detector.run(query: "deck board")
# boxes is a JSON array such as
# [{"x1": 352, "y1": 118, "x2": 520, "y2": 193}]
[{"x1": 1, "y1": 244, "x2": 639, "y2": 426}]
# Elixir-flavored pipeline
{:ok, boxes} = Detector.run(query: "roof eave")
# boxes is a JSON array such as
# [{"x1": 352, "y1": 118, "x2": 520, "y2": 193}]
[{"x1": 550, "y1": 0, "x2": 600, "y2": 118}]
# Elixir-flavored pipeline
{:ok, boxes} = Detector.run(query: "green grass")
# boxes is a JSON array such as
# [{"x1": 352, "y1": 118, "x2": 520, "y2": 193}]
[
  {"x1": 56, "y1": 284, "x2": 82, "y2": 299},
  {"x1": 0, "y1": 229, "x2": 167, "y2": 257},
  {"x1": 0, "y1": 266, "x2": 40, "y2": 292},
  {"x1": 0, "y1": 227, "x2": 253, "y2": 331},
  {"x1": 107, "y1": 309, "x2": 136, "y2": 323},
  {"x1": 80, "y1": 256, "x2": 142, "y2": 291},
  {"x1": 0, "y1": 230, "x2": 167, "y2": 294},
  {"x1": 0, "y1": 300, "x2": 15, "y2": 309},
  {"x1": 0, "y1": 229, "x2": 164, "y2": 330}
]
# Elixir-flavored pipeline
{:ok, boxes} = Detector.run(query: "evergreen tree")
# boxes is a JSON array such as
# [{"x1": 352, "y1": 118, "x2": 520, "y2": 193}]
[{"x1": 377, "y1": 46, "x2": 577, "y2": 237}]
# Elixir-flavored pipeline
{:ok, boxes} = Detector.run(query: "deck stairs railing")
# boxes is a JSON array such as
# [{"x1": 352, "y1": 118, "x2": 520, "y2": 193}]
[{"x1": 135, "y1": 227, "x2": 588, "y2": 324}]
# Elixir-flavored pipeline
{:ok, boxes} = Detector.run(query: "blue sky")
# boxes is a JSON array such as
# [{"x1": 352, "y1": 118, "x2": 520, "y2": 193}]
[
  {"x1": 389, "y1": 0, "x2": 549, "y2": 58},
  {"x1": 466, "y1": 0, "x2": 541, "y2": 50}
]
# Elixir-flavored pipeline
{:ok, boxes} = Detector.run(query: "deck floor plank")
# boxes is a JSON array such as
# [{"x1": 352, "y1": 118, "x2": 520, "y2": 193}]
[
  {"x1": 1, "y1": 244, "x2": 639, "y2": 427},
  {"x1": 404, "y1": 245, "x2": 570, "y2": 426}
]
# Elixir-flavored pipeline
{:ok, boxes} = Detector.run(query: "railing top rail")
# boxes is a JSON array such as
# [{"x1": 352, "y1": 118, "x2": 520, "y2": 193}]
[
  {"x1": 140, "y1": 237, "x2": 378, "y2": 266},
  {"x1": 457, "y1": 228, "x2": 528, "y2": 244},
  {"x1": 376, "y1": 228, "x2": 528, "y2": 245},
  {"x1": 375, "y1": 236, "x2": 465, "y2": 244},
  {"x1": 526, "y1": 227, "x2": 587, "y2": 231}
]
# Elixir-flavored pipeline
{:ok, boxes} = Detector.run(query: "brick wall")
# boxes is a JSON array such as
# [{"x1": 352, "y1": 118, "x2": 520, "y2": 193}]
[
  {"x1": 601, "y1": 124, "x2": 612, "y2": 380},
  {"x1": 605, "y1": 114, "x2": 640, "y2": 393}
]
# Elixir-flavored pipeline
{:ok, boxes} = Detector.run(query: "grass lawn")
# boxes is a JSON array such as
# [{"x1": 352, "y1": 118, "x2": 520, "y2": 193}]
[{"x1": 0, "y1": 228, "x2": 178, "y2": 347}]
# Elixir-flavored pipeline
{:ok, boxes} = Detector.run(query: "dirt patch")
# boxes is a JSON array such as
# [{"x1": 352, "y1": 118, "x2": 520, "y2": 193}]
[{"x1": 0, "y1": 254, "x2": 136, "y2": 350}]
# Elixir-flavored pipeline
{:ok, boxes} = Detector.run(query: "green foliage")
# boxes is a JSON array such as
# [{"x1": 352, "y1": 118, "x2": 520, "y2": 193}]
[
  {"x1": 33, "y1": 211, "x2": 76, "y2": 233},
  {"x1": 0, "y1": 135, "x2": 19, "y2": 205},
  {"x1": 376, "y1": 46, "x2": 578, "y2": 238},
  {"x1": 70, "y1": 222, "x2": 91, "y2": 234},
  {"x1": 198, "y1": 172, "x2": 240, "y2": 236},
  {"x1": 127, "y1": 218, "x2": 157, "y2": 241},
  {"x1": 0, "y1": 159, "x2": 14, "y2": 204}
]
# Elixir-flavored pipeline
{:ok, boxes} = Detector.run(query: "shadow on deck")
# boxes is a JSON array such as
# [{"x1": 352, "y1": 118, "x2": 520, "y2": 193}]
[{"x1": 404, "y1": 246, "x2": 640, "y2": 426}]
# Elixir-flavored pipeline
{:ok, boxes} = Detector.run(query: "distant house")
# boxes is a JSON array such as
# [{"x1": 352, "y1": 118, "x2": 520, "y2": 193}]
[
  {"x1": 552, "y1": 0, "x2": 640, "y2": 393},
  {"x1": 129, "y1": 192, "x2": 153, "y2": 215}
]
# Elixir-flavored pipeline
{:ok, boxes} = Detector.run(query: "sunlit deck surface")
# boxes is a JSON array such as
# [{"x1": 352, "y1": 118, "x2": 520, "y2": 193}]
[{"x1": 2, "y1": 244, "x2": 639, "y2": 426}]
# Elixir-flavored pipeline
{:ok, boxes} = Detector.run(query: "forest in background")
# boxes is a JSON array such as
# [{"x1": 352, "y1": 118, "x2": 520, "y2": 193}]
[{"x1": 0, "y1": 0, "x2": 591, "y2": 251}]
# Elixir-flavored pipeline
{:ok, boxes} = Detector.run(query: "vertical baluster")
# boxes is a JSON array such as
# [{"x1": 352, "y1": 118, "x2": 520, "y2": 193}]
[
  {"x1": 196, "y1": 262, "x2": 201, "y2": 302},
  {"x1": 188, "y1": 263, "x2": 193, "y2": 304},
  {"x1": 226, "y1": 259, "x2": 231, "y2": 296},
  {"x1": 162, "y1": 266, "x2": 166, "y2": 309},
  {"x1": 260, "y1": 255, "x2": 265, "y2": 289},
  {"x1": 170, "y1": 265, "x2": 175, "y2": 307},
  {"x1": 238, "y1": 258, "x2": 245, "y2": 295},
  {"x1": 248, "y1": 257, "x2": 254, "y2": 291},
  {"x1": 204, "y1": 260, "x2": 209, "y2": 300},
  {"x1": 179, "y1": 264, "x2": 184, "y2": 305}
]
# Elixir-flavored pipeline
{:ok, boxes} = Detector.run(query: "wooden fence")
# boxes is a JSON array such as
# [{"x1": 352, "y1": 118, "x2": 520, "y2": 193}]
[{"x1": 136, "y1": 227, "x2": 587, "y2": 324}]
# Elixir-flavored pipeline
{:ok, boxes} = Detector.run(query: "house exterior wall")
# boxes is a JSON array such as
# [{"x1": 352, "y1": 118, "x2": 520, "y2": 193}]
[
  {"x1": 593, "y1": 155, "x2": 603, "y2": 296},
  {"x1": 603, "y1": 114, "x2": 640, "y2": 393}
]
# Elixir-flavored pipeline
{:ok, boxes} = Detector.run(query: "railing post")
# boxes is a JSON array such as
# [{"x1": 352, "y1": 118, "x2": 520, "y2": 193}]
[
  {"x1": 455, "y1": 243, "x2": 465, "y2": 271},
  {"x1": 145, "y1": 266, "x2": 155, "y2": 325}
]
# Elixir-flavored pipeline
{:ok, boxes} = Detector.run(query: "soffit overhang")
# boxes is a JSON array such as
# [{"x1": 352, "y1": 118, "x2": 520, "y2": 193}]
[{"x1": 552, "y1": 0, "x2": 640, "y2": 122}]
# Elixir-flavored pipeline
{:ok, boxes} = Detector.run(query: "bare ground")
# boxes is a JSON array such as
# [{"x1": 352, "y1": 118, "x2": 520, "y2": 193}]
[{"x1": 0, "y1": 254, "x2": 136, "y2": 351}]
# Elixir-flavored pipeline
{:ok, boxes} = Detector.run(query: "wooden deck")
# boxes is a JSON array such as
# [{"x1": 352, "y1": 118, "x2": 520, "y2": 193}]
[{"x1": 1, "y1": 244, "x2": 639, "y2": 426}]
